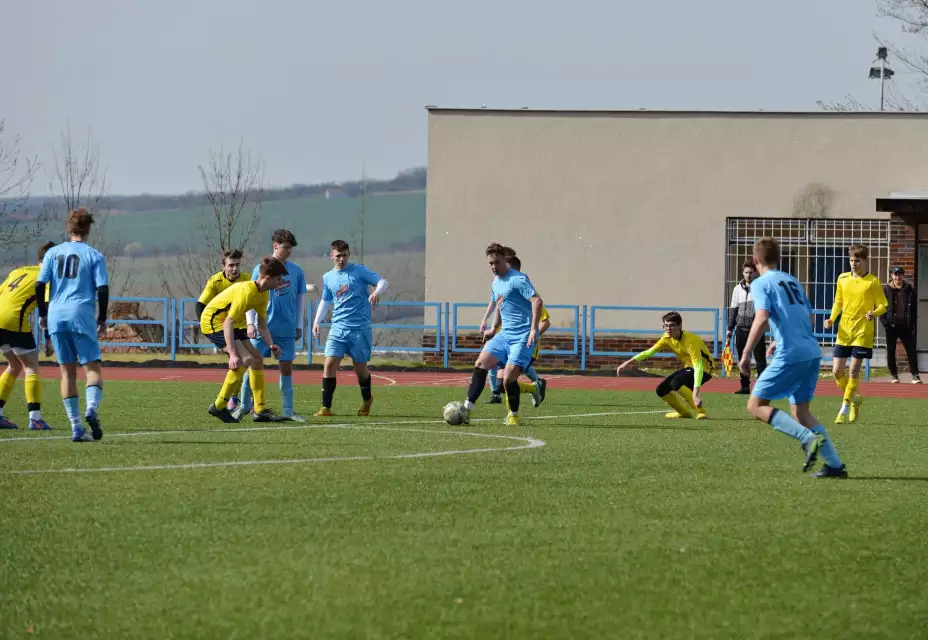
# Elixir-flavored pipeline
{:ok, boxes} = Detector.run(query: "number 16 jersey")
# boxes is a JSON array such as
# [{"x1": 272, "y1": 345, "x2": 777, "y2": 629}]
[
  {"x1": 38, "y1": 241, "x2": 109, "y2": 336},
  {"x1": 751, "y1": 269, "x2": 820, "y2": 364}
]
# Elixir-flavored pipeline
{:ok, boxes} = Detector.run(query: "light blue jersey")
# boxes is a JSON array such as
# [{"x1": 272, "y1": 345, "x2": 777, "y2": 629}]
[
  {"x1": 38, "y1": 241, "x2": 108, "y2": 336},
  {"x1": 491, "y1": 269, "x2": 537, "y2": 339},
  {"x1": 751, "y1": 270, "x2": 820, "y2": 364},
  {"x1": 250, "y1": 260, "x2": 305, "y2": 338},
  {"x1": 322, "y1": 263, "x2": 382, "y2": 328}
]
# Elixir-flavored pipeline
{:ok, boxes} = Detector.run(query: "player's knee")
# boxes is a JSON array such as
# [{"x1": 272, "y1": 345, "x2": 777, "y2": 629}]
[
  {"x1": 655, "y1": 383, "x2": 671, "y2": 398},
  {"x1": 6, "y1": 360, "x2": 23, "y2": 376}
]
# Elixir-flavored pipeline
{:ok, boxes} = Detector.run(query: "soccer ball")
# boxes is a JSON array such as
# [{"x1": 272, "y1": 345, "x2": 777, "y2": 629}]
[{"x1": 443, "y1": 401, "x2": 466, "y2": 426}]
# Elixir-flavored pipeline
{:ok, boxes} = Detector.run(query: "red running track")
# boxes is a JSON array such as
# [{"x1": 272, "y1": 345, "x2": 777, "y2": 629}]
[{"x1": 41, "y1": 366, "x2": 928, "y2": 399}]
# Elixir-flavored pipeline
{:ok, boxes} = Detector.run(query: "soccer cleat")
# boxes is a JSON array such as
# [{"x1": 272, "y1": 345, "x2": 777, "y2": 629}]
[
  {"x1": 834, "y1": 407, "x2": 848, "y2": 424},
  {"x1": 665, "y1": 411, "x2": 691, "y2": 419},
  {"x1": 208, "y1": 403, "x2": 240, "y2": 424},
  {"x1": 72, "y1": 427, "x2": 95, "y2": 442},
  {"x1": 849, "y1": 398, "x2": 862, "y2": 423},
  {"x1": 252, "y1": 409, "x2": 289, "y2": 423},
  {"x1": 357, "y1": 396, "x2": 374, "y2": 417},
  {"x1": 891, "y1": 376, "x2": 900, "y2": 384},
  {"x1": 314, "y1": 407, "x2": 333, "y2": 417},
  {"x1": 694, "y1": 406, "x2": 709, "y2": 420},
  {"x1": 29, "y1": 419, "x2": 52, "y2": 431},
  {"x1": 0, "y1": 415, "x2": 19, "y2": 430},
  {"x1": 532, "y1": 378, "x2": 548, "y2": 408},
  {"x1": 505, "y1": 413, "x2": 521, "y2": 426},
  {"x1": 485, "y1": 395, "x2": 503, "y2": 405},
  {"x1": 284, "y1": 413, "x2": 306, "y2": 423},
  {"x1": 733, "y1": 388, "x2": 750, "y2": 395},
  {"x1": 227, "y1": 395, "x2": 241, "y2": 411},
  {"x1": 230, "y1": 404, "x2": 251, "y2": 421},
  {"x1": 913, "y1": 377, "x2": 923, "y2": 385},
  {"x1": 459, "y1": 407, "x2": 471, "y2": 425},
  {"x1": 812, "y1": 464, "x2": 849, "y2": 479},
  {"x1": 801, "y1": 434, "x2": 826, "y2": 473},
  {"x1": 85, "y1": 410, "x2": 103, "y2": 441}
]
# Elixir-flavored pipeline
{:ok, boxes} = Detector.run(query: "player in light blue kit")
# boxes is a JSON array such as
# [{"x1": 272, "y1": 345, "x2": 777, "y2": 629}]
[
  {"x1": 740, "y1": 237, "x2": 848, "y2": 478},
  {"x1": 312, "y1": 240, "x2": 388, "y2": 417},
  {"x1": 457, "y1": 242, "x2": 544, "y2": 426},
  {"x1": 235, "y1": 230, "x2": 307, "y2": 421},
  {"x1": 35, "y1": 208, "x2": 109, "y2": 443}
]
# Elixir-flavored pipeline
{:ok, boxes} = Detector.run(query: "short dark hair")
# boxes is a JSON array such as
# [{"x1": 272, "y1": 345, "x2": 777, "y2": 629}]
[
  {"x1": 742, "y1": 259, "x2": 757, "y2": 271},
  {"x1": 272, "y1": 229, "x2": 297, "y2": 247},
  {"x1": 258, "y1": 256, "x2": 288, "y2": 278},
  {"x1": 38, "y1": 241, "x2": 56, "y2": 262},
  {"x1": 331, "y1": 240, "x2": 349, "y2": 253},
  {"x1": 507, "y1": 256, "x2": 522, "y2": 271},
  {"x1": 662, "y1": 311, "x2": 683, "y2": 326},
  {"x1": 486, "y1": 242, "x2": 508, "y2": 257},
  {"x1": 222, "y1": 249, "x2": 243, "y2": 264},
  {"x1": 753, "y1": 237, "x2": 780, "y2": 267},
  {"x1": 849, "y1": 244, "x2": 869, "y2": 260},
  {"x1": 66, "y1": 207, "x2": 95, "y2": 236}
]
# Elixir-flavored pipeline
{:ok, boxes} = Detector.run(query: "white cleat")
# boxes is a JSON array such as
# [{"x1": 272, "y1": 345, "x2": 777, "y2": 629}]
[
  {"x1": 285, "y1": 413, "x2": 306, "y2": 423},
  {"x1": 231, "y1": 405, "x2": 251, "y2": 421}
]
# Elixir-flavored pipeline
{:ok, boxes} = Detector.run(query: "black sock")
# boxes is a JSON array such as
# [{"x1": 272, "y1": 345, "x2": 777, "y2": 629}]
[
  {"x1": 27, "y1": 402, "x2": 40, "y2": 412},
  {"x1": 322, "y1": 377, "x2": 337, "y2": 409},
  {"x1": 505, "y1": 380, "x2": 521, "y2": 413},
  {"x1": 740, "y1": 374, "x2": 750, "y2": 388},
  {"x1": 467, "y1": 368, "x2": 489, "y2": 404},
  {"x1": 0, "y1": 399, "x2": 5, "y2": 409},
  {"x1": 359, "y1": 375, "x2": 372, "y2": 401},
  {"x1": 767, "y1": 407, "x2": 780, "y2": 425}
]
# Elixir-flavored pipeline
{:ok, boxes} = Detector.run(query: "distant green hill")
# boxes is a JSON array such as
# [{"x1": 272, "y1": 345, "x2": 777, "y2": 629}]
[{"x1": 103, "y1": 192, "x2": 425, "y2": 257}]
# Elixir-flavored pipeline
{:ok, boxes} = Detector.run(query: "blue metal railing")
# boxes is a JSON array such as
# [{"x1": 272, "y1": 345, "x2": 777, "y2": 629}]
[
  {"x1": 588, "y1": 306, "x2": 721, "y2": 360},
  {"x1": 310, "y1": 301, "x2": 442, "y2": 356},
  {"x1": 450, "y1": 302, "x2": 581, "y2": 359}
]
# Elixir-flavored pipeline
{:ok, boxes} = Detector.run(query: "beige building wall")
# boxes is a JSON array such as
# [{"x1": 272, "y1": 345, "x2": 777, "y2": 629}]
[{"x1": 425, "y1": 109, "x2": 928, "y2": 329}]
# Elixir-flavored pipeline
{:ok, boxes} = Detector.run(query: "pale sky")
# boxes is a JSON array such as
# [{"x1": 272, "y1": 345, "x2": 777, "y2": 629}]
[{"x1": 2, "y1": 0, "x2": 916, "y2": 195}]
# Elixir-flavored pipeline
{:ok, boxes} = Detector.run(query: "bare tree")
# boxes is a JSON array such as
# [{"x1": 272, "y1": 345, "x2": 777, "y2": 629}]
[
  {"x1": 792, "y1": 182, "x2": 835, "y2": 219},
  {"x1": 0, "y1": 120, "x2": 46, "y2": 260},
  {"x1": 46, "y1": 124, "x2": 136, "y2": 296},
  {"x1": 155, "y1": 141, "x2": 265, "y2": 300}
]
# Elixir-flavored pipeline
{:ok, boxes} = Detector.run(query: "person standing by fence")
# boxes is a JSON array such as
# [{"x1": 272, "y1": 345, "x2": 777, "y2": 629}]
[{"x1": 882, "y1": 266, "x2": 921, "y2": 384}]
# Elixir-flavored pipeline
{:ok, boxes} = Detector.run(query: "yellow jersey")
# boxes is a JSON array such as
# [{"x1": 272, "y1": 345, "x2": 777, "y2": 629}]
[
  {"x1": 0, "y1": 265, "x2": 48, "y2": 332},
  {"x1": 199, "y1": 270, "x2": 247, "y2": 329},
  {"x1": 492, "y1": 305, "x2": 550, "y2": 358},
  {"x1": 829, "y1": 272, "x2": 887, "y2": 348},
  {"x1": 199, "y1": 281, "x2": 269, "y2": 335},
  {"x1": 635, "y1": 330, "x2": 716, "y2": 376}
]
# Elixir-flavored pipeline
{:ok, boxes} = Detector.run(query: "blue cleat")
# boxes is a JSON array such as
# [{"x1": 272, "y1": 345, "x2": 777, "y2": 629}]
[
  {"x1": 227, "y1": 395, "x2": 241, "y2": 411},
  {"x1": 0, "y1": 415, "x2": 19, "y2": 430},
  {"x1": 85, "y1": 410, "x2": 103, "y2": 440},
  {"x1": 29, "y1": 419, "x2": 52, "y2": 431},
  {"x1": 72, "y1": 426, "x2": 94, "y2": 442}
]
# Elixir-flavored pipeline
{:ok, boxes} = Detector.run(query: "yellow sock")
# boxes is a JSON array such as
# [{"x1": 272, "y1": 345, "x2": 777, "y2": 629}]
[
  {"x1": 663, "y1": 392, "x2": 693, "y2": 417},
  {"x1": 519, "y1": 381, "x2": 535, "y2": 394},
  {"x1": 24, "y1": 373, "x2": 41, "y2": 409},
  {"x1": 249, "y1": 369, "x2": 266, "y2": 413},
  {"x1": 677, "y1": 386, "x2": 697, "y2": 409},
  {"x1": 0, "y1": 370, "x2": 15, "y2": 404},
  {"x1": 215, "y1": 368, "x2": 246, "y2": 408},
  {"x1": 835, "y1": 374, "x2": 848, "y2": 393},
  {"x1": 844, "y1": 377, "x2": 860, "y2": 405}
]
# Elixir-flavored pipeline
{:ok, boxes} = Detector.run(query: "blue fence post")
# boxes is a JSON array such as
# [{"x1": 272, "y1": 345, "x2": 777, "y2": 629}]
[
  {"x1": 307, "y1": 298, "x2": 314, "y2": 364},
  {"x1": 443, "y1": 302, "x2": 450, "y2": 369},
  {"x1": 866, "y1": 358, "x2": 871, "y2": 382},
  {"x1": 581, "y1": 304, "x2": 588, "y2": 371},
  {"x1": 170, "y1": 297, "x2": 177, "y2": 361}
]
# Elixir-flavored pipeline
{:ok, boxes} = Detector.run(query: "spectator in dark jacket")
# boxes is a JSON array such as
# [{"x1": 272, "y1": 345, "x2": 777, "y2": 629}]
[
  {"x1": 881, "y1": 266, "x2": 920, "y2": 384},
  {"x1": 727, "y1": 260, "x2": 767, "y2": 394}
]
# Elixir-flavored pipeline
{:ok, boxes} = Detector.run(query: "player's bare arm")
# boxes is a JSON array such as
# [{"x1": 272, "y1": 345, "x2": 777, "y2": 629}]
[
  {"x1": 739, "y1": 309, "x2": 770, "y2": 378},
  {"x1": 479, "y1": 299, "x2": 496, "y2": 334},
  {"x1": 258, "y1": 315, "x2": 279, "y2": 356},
  {"x1": 526, "y1": 295, "x2": 542, "y2": 347},
  {"x1": 368, "y1": 278, "x2": 389, "y2": 307}
]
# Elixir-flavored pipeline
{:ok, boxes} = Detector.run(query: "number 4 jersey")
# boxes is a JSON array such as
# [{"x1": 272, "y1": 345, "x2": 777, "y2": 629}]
[
  {"x1": 0, "y1": 265, "x2": 47, "y2": 333},
  {"x1": 751, "y1": 269, "x2": 820, "y2": 364},
  {"x1": 37, "y1": 241, "x2": 109, "y2": 336}
]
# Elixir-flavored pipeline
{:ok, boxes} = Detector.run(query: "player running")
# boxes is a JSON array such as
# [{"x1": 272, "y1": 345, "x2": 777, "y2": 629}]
[
  {"x1": 236, "y1": 230, "x2": 307, "y2": 421},
  {"x1": 456, "y1": 243, "x2": 544, "y2": 426},
  {"x1": 739, "y1": 237, "x2": 847, "y2": 478},
  {"x1": 312, "y1": 240, "x2": 389, "y2": 417},
  {"x1": 0, "y1": 241, "x2": 56, "y2": 431},
  {"x1": 616, "y1": 312, "x2": 715, "y2": 419},
  {"x1": 201, "y1": 257, "x2": 289, "y2": 423},
  {"x1": 825, "y1": 244, "x2": 887, "y2": 424},
  {"x1": 35, "y1": 209, "x2": 109, "y2": 442}
]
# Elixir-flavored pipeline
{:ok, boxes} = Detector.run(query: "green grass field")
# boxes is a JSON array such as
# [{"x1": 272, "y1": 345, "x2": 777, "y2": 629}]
[{"x1": 2, "y1": 381, "x2": 927, "y2": 638}]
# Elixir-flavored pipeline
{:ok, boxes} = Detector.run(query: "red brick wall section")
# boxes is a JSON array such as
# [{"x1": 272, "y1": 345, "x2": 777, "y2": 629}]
[
  {"x1": 889, "y1": 215, "x2": 916, "y2": 285},
  {"x1": 422, "y1": 332, "x2": 721, "y2": 371}
]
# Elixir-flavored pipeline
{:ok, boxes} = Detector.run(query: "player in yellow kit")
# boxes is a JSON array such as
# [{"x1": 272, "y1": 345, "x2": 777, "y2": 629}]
[
  {"x1": 0, "y1": 242, "x2": 56, "y2": 430},
  {"x1": 616, "y1": 311, "x2": 716, "y2": 419},
  {"x1": 201, "y1": 257, "x2": 289, "y2": 424},
  {"x1": 824, "y1": 244, "x2": 887, "y2": 424}
]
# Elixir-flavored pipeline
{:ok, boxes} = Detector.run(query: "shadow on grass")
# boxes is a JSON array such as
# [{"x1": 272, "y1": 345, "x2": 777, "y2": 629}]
[{"x1": 846, "y1": 476, "x2": 928, "y2": 482}]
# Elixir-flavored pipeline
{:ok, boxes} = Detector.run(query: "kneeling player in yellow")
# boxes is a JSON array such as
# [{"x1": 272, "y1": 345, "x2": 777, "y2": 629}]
[
  {"x1": 0, "y1": 242, "x2": 56, "y2": 431},
  {"x1": 201, "y1": 257, "x2": 289, "y2": 423},
  {"x1": 824, "y1": 244, "x2": 887, "y2": 424},
  {"x1": 615, "y1": 311, "x2": 716, "y2": 419}
]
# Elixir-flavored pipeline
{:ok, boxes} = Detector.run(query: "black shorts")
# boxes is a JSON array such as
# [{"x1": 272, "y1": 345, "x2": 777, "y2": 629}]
[
  {"x1": 656, "y1": 368, "x2": 714, "y2": 397},
  {"x1": 0, "y1": 329, "x2": 37, "y2": 355},
  {"x1": 833, "y1": 345, "x2": 873, "y2": 360},
  {"x1": 206, "y1": 328, "x2": 248, "y2": 349}
]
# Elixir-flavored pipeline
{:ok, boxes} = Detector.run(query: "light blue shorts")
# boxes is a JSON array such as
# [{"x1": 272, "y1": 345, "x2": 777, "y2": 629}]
[
  {"x1": 251, "y1": 334, "x2": 296, "y2": 362},
  {"x1": 752, "y1": 357, "x2": 821, "y2": 405},
  {"x1": 483, "y1": 333, "x2": 533, "y2": 370},
  {"x1": 51, "y1": 331, "x2": 101, "y2": 366},
  {"x1": 324, "y1": 325, "x2": 372, "y2": 363}
]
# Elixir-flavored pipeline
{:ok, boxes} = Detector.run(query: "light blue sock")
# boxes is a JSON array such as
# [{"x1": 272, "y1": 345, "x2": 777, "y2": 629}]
[
  {"x1": 280, "y1": 375, "x2": 294, "y2": 416},
  {"x1": 524, "y1": 364, "x2": 540, "y2": 383},
  {"x1": 489, "y1": 368, "x2": 501, "y2": 395},
  {"x1": 63, "y1": 396, "x2": 81, "y2": 428},
  {"x1": 86, "y1": 385, "x2": 102, "y2": 414},
  {"x1": 810, "y1": 424, "x2": 843, "y2": 468},
  {"x1": 769, "y1": 409, "x2": 814, "y2": 445},
  {"x1": 241, "y1": 370, "x2": 253, "y2": 410}
]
